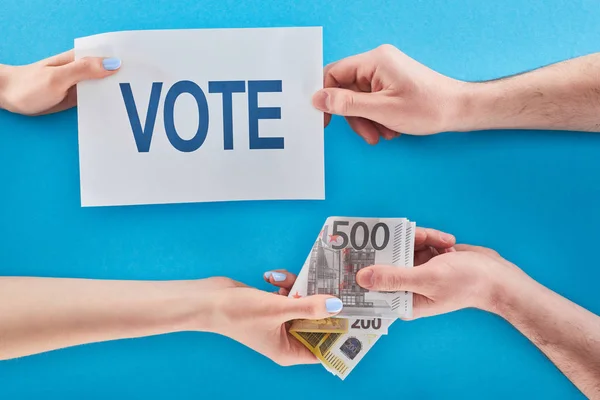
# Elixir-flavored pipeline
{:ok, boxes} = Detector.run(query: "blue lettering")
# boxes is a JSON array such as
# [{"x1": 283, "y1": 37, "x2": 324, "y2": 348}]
[
  {"x1": 248, "y1": 80, "x2": 284, "y2": 150},
  {"x1": 163, "y1": 80, "x2": 210, "y2": 153},
  {"x1": 208, "y1": 81, "x2": 246, "y2": 150},
  {"x1": 119, "y1": 82, "x2": 163, "y2": 153},
  {"x1": 121, "y1": 80, "x2": 285, "y2": 153}
]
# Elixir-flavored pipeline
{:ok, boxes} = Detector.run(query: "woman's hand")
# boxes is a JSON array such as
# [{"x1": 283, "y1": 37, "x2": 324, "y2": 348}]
[
  {"x1": 0, "y1": 276, "x2": 341, "y2": 363},
  {"x1": 204, "y1": 277, "x2": 343, "y2": 366},
  {"x1": 0, "y1": 50, "x2": 120, "y2": 115}
]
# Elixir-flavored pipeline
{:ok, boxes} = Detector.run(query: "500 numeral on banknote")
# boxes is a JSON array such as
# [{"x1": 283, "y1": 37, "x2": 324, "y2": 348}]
[{"x1": 325, "y1": 221, "x2": 390, "y2": 250}]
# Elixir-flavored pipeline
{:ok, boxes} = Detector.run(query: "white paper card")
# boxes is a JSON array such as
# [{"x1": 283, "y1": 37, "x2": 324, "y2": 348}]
[{"x1": 75, "y1": 27, "x2": 324, "y2": 207}]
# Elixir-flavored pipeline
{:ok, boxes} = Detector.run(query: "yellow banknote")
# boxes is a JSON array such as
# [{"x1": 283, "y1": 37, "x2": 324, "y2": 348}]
[
  {"x1": 290, "y1": 330, "x2": 382, "y2": 379},
  {"x1": 290, "y1": 331, "x2": 349, "y2": 376},
  {"x1": 289, "y1": 318, "x2": 349, "y2": 333}
]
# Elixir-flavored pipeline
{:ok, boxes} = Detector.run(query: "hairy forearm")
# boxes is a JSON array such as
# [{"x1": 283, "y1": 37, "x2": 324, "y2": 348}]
[
  {"x1": 0, "y1": 277, "x2": 216, "y2": 360},
  {"x1": 493, "y1": 274, "x2": 600, "y2": 398},
  {"x1": 455, "y1": 53, "x2": 600, "y2": 132}
]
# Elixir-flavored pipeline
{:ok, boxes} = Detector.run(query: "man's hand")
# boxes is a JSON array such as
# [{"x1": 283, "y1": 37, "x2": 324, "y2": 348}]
[
  {"x1": 356, "y1": 244, "x2": 523, "y2": 318},
  {"x1": 314, "y1": 45, "x2": 600, "y2": 140},
  {"x1": 355, "y1": 241, "x2": 600, "y2": 397},
  {"x1": 0, "y1": 50, "x2": 120, "y2": 115},
  {"x1": 261, "y1": 230, "x2": 600, "y2": 396},
  {"x1": 312, "y1": 44, "x2": 467, "y2": 143},
  {"x1": 262, "y1": 226, "x2": 459, "y2": 310}
]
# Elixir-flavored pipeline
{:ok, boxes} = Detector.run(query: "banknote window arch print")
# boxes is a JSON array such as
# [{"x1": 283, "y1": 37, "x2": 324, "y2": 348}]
[{"x1": 307, "y1": 240, "x2": 376, "y2": 307}]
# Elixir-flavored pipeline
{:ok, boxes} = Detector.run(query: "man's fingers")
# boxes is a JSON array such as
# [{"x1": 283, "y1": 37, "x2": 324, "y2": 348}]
[
  {"x1": 282, "y1": 295, "x2": 343, "y2": 321},
  {"x1": 414, "y1": 248, "x2": 437, "y2": 266},
  {"x1": 53, "y1": 57, "x2": 121, "y2": 88},
  {"x1": 324, "y1": 112, "x2": 332, "y2": 128},
  {"x1": 319, "y1": 52, "x2": 381, "y2": 129},
  {"x1": 374, "y1": 122, "x2": 397, "y2": 140},
  {"x1": 323, "y1": 50, "x2": 379, "y2": 90},
  {"x1": 346, "y1": 116, "x2": 380, "y2": 145},
  {"x1": 414, "y1": 227, "x2": 455, "y2": 250},
  {"x1": 264, "y1": 270, "x2": 297, "y2": 290},
  {"x1": 322, "y1": 53, "x2": 368, "y2": 89},
  {"x1": 356, "y1": 264, "x2": 435, "y2": 292}
]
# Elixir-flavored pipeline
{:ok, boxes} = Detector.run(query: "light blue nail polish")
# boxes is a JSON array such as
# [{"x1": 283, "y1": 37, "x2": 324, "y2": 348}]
[
  {"x1": 271, "y1": 272, "x2": 286, "y2": 282},
  {"x1": 264, "y1": 271, "x2": 273, "y2": 279},
  {"x1": 102, "y1": 58, "x2": 121, "y2": 71},
  {"x1": 326, "y1": 298, "x2": 343, "y2": 313}
]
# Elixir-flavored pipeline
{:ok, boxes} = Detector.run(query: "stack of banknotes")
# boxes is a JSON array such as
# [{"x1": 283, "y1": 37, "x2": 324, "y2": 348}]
[{"x1": 288, "y1": 217, "x2": 416, "y2": 380}]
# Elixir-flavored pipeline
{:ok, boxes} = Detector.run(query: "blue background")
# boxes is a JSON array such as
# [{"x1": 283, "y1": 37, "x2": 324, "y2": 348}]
[{"x1": 1, "y1": 0, "x2": 599, "y2": 398}]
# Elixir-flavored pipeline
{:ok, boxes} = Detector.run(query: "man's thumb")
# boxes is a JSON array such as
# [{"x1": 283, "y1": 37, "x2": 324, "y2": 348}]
[
  {"x1": 356, "y1": 265, "x2": 430, "y2": 292},
  {"x1": 283, "y1": 295, "x2": 343, "y2": 321},
  {"x1": 312, "y1": 88, "x2": 388, "y2": 119}
]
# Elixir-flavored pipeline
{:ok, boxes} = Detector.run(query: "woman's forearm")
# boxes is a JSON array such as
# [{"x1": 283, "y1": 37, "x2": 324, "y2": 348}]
[{"x1": 0, "y1": 277, "x2": 217, "y2": 360}]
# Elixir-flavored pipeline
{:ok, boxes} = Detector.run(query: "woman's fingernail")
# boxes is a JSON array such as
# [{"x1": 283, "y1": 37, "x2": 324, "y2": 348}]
[
  {"x1": 357, "y1": 269, "x2": 374, "y2": 288},
  {"x1": 326, "y1": 298, "x2": 343, "y2": 313},
  {"x1": 102, "y1": 58, "x2": 121, "y2": 71},
  {"x1": 312, "y1": 90, "x2": 329, "y2": 112},
  {"x1": 271, "y1": 272, "x2": 286, "y2": 282},
  {"x1": 264, "y1": 271, "x2": 273, "y2": 279}
]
